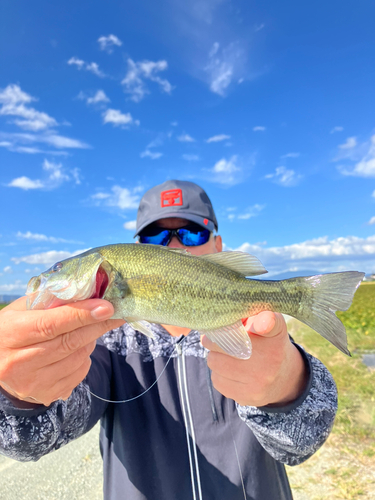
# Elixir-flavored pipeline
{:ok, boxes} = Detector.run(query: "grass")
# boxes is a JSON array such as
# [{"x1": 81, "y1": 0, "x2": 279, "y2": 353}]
[
  {"x1": 0, "y1": 303, "x2": 7, "y2": 310},
  {"x1": 287, "y1": 282, "x2": 375, "y2": 499}
]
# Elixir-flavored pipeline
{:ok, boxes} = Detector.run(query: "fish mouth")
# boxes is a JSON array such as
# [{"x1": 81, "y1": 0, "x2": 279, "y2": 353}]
[
  {"x1": 27, "y1": 265, "x2": 110, "y2": 310},
  {"x1": 91, "y1": 265, "x2": 109, "y2": 299}
]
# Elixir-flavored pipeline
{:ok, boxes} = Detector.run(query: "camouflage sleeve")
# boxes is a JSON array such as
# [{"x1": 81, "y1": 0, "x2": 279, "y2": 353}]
[
  {"x1": 236, "y1": 346, "x2": 338, "y2": 466},
  {"x1": 0, "y1": 383, "x2": 93, "y2": 461},
  {"x1": 0, "y1": 343, "x2": 110, "y2": 462}
]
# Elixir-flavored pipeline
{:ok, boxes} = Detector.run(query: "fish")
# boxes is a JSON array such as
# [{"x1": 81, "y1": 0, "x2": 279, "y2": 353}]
[{"x1": 26, "y1": 243, "x2": 365, "y2": 359}]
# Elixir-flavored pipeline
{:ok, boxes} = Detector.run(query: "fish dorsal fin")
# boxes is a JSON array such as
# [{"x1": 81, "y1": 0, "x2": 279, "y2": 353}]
[
  {"x1": 200, "y1": 251, "x2": 267, "y2": 277},
  {"x1": 150, "y1": 245, "x2": 191, "y2": 256},
  {"x1": 200, "y1": 320, "x2": 252, "y2": 359}
]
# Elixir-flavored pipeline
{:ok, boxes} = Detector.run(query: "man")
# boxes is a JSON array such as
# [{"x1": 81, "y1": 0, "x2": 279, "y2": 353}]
[{"x1": 0, "y1": 180, "x2": 337, "y2": 499}]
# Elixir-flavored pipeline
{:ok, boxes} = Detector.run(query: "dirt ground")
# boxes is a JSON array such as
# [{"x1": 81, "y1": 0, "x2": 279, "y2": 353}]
[{"x1": 287, "y1": 435, "x2": 375, "y2": 500}]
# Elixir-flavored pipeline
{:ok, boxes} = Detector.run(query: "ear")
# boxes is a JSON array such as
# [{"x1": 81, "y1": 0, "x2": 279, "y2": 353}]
[{"x1": 214, "y1": 234, "x2": 223, "y2": 253}]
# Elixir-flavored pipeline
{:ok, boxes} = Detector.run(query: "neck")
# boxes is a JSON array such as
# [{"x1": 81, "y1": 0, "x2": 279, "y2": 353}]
[{"x1": 162, "y1": 324, "x2": 191, "y2": 337}]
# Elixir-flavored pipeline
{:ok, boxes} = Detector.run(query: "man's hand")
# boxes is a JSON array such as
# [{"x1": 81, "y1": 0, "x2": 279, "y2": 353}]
[
  {"x1": 0, "y1": 297, "x2": 125, "y2": 407},
  {"x1": 201, "y1": 312, "x2": 308, "y2": 407}
]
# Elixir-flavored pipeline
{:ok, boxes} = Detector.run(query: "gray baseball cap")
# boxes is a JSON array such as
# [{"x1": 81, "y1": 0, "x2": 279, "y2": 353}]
[{"x1": 135, "y1": 180, "x2": 218, "y2": 237}]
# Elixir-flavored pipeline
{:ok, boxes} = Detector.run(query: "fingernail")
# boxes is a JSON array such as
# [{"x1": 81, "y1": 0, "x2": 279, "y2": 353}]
[{"x1": 90, "y1": 305, "x2": 112, "y2": 320}]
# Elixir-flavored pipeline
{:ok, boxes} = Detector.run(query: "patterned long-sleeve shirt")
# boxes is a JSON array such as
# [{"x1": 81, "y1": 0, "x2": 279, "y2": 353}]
[{"x1": 0, "y1": 325, "x2": 337, "y2": 500}]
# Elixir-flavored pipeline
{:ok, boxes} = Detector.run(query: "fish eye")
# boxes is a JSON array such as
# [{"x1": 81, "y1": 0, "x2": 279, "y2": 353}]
[{"x1": 52, "y1": 262, "x2": 63, "y2": 272}]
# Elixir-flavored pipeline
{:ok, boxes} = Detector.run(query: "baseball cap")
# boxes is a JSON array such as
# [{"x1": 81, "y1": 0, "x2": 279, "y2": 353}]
[{"x1": 134, "y1": 180, "x2": 218, "y2": 237}]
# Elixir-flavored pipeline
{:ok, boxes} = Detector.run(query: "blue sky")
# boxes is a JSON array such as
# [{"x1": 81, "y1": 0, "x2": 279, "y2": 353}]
[{"x1": 1, "y1": 0, "x2": 375, "y2": 295}]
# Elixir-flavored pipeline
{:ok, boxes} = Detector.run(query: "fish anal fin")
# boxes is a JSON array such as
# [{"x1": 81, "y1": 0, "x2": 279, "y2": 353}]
[
  {"x1": 126, "y1": 319, "x2": 155, "y2": 339},
  {"x1": 200, "y1": 320, "x2": 252, "y2": 359},
  {"x1": 200, "y1": 251, "x2": 267, "y2": 277}
]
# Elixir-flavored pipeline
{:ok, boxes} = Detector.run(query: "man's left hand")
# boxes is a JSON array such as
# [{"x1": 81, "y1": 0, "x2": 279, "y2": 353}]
[{"x1": 201, "y1": 311, "x2": 308, "y2": 407}]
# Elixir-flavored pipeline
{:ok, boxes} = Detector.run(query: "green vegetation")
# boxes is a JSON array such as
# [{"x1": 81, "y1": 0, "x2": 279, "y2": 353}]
[
  {"x1": 0, "y1": 304, "x2": 7, "y2": 310},
  {"x1": 287, "y1": 282, "x2": 375, "y2": 499}
]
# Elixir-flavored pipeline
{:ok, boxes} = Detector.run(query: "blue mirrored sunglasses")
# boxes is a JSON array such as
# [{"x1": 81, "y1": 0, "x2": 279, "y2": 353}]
[{"x1": 139, "y1": 224, "x2": 211, "y2": 247}]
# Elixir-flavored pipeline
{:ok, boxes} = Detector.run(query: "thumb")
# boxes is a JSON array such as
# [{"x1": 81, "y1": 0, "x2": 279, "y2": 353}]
[{"x1": 248, "y1": 312, "x2": 286, "y2": 338}]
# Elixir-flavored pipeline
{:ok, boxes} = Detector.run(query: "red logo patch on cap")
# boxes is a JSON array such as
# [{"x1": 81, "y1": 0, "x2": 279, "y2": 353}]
[
  {"x1": 161, "y1": 189, "x2": 183, "y2": 207},
  {"x1": 203, "y1": 218, "x2": 208, "y2": 225}
]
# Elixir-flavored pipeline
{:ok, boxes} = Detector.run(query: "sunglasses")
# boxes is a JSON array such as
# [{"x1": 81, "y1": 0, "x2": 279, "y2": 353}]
[{"x1": 139, "y1": 223, "x2": 211, "y2": 247}]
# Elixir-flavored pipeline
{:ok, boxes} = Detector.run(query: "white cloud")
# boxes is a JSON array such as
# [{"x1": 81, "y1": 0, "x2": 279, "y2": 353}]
[
  {"x1": 281, "y1": 152, "x2": 300, "y2": 159},
  {"x1": 205, "y1": 42, "x2": 245, "y2": 96},
  {"x1": 140, "y1": 150, "x2": 163, "y2": 160},
  {"x1": 7, "y1": 159, "x2": 81, "y2": 190},
  {"x1": 0, "y1": 281, "x2": 28, "y2": 293},
  {"x1": 3, "y1": 266, "x2": 12, "y2": 274},
  {"x1": 182, "y1": 154, "x2": 200, "y2": 161},
  {"x1": 226, "y1": 204, "x2": 265, "y2": 221},
  {"x1": 12, "y1": 249, "x2": 88, "y2": 266},
  {"x1": 86, "y1": 62, "x2": 105, "y2": 78},
  {"x1": 177, "y1": 133, "x2": 195, "y2": 142},
  {"x1": 255, "y1": 23, "x2": 265, "y2": 32},
  {"x1": 147, "y1": 136, "x2": 164, "y2": 149},
  {"x1": 0, "y1": 84, "x2": 90, "y2": 153},
  {"x1": 330, "y1": 126, "x2": 344, "y2": 134},
  {"x1": 41, "y1": 134, "x2": 89, "y2": 149},
  {"x1": 206, "y1": 134, "x2": 231, "y2": 143},
  {"x1": 0, "y1": 132, "x2": 90, "y2": 151},
  {"x1": 16, "y1": 231, "x2": 79, "y2": 243},
  {"x1": 86, "y1": 90, "x2": 110, "y2": 105},
  {"x1": 122, "y1": 59, "x2": 173, "y2": 102},
  {"x1": 8, "y1": 177, "x2": 44, "y2": 190},
  {"x1": 253, "y1": 126, "x2": 266, "y2": 132},
  {"x1": 368, "y1": 216, "x2": 375, "y2": 225},
  {"x1": 235, "y1": 234, "x2": 374, "y2": 276},
  {"x1": 24, "y1": 267, "x2": 41, "y2": 274},
  {"x1": 339, "y1": 136, "x2": 357, "y2": 149},
  {"x1": 67, "y1": 57, "x2": 85, "y2": 69},
  {"x1": 98, "y1": 34, "x2": 122, "y2": 53},
  {"x1": 91, "y1": 185, "x2": 141, "y2": 210},
  {"x1": 209, "y1": 155, "x2": 242, "y2": 185},
  {"x1": 238, "y1": 204, "x2": 265, "y2": 220},
  {"x1": 0, "y1": 84, "x2": 58, "y2": 131},
  {"x1": 264, "y1": 166, "x2": 302, "y2": 187},
  {"x1": 68, "y1": 57, "x2": 105, "y2": 77},
  {"x1": 102, "y1": 109, "x2": 139, "y2": 127},
  {"x1": 337, "y1": 135, "x2": 375, "y2": 178},
  {"x1": 123, "y1": 220, "x2": 137, "y2": 231}
]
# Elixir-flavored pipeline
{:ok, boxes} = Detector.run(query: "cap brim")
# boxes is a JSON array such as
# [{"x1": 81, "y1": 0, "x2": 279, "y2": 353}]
[{"x1": 134, "y1": 213, "x2": 216, "y2": 237}]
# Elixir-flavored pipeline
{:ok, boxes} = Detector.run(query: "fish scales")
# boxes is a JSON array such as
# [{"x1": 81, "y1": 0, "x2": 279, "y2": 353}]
[
  {"x1": 100, "y1": 244, "x2": 253, "y2": 329},
  {"x1": 26, "y1": 243, "x2": 365, "y2": 358}
]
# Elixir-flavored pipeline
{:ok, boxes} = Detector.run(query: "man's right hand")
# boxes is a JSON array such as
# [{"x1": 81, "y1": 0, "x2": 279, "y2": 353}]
[{"x1": 0, "y1": 297, "x2": 125, "y2": 407}]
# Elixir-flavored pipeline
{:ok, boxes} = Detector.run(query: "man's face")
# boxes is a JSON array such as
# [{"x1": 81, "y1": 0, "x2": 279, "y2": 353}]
[{"x1": 155, "y1": 217, "x2": 222, "y2": 256}]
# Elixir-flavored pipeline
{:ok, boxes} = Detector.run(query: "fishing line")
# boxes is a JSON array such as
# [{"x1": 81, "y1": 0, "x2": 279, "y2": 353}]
[
  {"x1": 227, "y1": 398, "x2": 247, "y2": 500},
  {"x1": 87, "y1": 336, "x2": 187, "y2": 404}
]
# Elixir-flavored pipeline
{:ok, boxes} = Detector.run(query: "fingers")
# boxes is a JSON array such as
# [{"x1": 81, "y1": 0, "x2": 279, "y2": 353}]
[
  {"x1": 1, "y1": 342, "x2": 96, "y2": 406},
  {"x1": 2, "y1": 299, "x2": 121, "y2": 348},
  {"x1": 206, "y1": 350, "x2": 250, "y2": 383},
  {"x1": 210, "y1": 371, "x2": 266, "y2": 407},
  {"x1": 246, "y1": 312, "x2": 287, "y2": 338}
]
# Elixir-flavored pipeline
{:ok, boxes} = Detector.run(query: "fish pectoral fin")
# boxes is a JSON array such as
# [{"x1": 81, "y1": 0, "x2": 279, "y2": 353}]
[
  {"x1": 200, "y1": 252, "x2": 267, "y2": 277},
  {"x1": 126, "y1": 319, "x2": 155, "y2": 339},
  {"x1": 200, "y1": 321, "x2": 252, "y2": 359}
]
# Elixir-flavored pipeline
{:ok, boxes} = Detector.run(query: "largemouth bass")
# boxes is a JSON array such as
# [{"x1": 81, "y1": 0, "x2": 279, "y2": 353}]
[{"x1": 26, "y1": 244, "x2": 364, "y2": 358}]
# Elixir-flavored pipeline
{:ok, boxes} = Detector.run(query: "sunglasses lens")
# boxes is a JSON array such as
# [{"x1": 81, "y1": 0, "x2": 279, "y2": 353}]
[
  {"x1": 139, "y1": 229, "x2": 170, "y2": 246},
  {"x1": 178, "y1": 228, "x2": 210, "y2": 246}
]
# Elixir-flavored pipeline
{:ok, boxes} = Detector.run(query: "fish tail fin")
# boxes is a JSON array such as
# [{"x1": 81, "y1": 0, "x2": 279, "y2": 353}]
[{"x1": 292, "y1": 271, "x2": 364, "y2": 356}]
